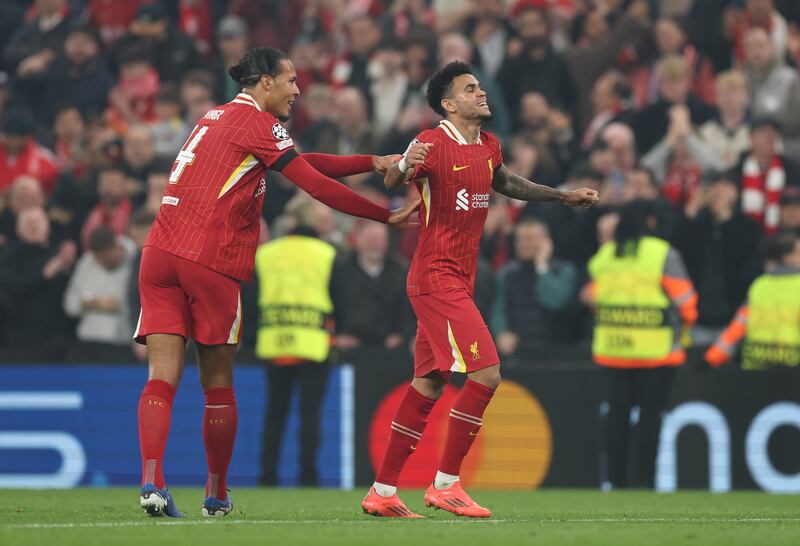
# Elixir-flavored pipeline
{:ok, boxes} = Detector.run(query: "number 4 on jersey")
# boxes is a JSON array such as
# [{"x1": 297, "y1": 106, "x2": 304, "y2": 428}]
[{"x1": 169, "y1": 125, "x2": 209, "y2": 184}]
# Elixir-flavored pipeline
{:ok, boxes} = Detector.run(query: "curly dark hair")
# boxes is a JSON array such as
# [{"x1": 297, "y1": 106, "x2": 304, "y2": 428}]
[
  {"x1": 426, "y1": 61, "x2": 473, "y2": 117},
  {"x1": 228, "y1": 47, "x2": 289, "y2": 87}
]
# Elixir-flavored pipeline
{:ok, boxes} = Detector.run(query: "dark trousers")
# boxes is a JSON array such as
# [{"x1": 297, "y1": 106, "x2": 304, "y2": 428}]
[
  {"x1": 602, "y1": 366, "x2": 676, "y2": 489},
  {"x1": 260, "y1": 360, "x2": 330, "y2": 486}
]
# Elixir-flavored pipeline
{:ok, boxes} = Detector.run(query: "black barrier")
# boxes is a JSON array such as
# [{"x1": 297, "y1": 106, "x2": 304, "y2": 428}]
[{"x1": 345, "y1": 347, "x2": 800, "y2": 491}]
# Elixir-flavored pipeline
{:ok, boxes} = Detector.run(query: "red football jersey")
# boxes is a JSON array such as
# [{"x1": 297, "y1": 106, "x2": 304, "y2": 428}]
[
  {"x1": 146, "y1": 93, "x2": 295, "y2": 281},
  {"x1": 406, "y1": 120, "x2": 503, "y2": 296}
]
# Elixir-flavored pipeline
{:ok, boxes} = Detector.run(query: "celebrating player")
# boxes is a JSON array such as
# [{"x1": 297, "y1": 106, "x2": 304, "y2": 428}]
[
  {"x1": 362, "y1": 61, "x2": 598, "y2": 518},
  {"x1": 134, "y1": 47, "x2": 418, "y2": 518}
]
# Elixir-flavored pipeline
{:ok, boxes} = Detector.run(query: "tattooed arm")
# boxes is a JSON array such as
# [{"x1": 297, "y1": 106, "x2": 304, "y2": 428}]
[{"x1": 491, "y1": 164, "x2": 599, "y2": 207}]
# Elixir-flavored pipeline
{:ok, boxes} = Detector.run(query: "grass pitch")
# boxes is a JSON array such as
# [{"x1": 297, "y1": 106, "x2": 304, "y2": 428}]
[{"x1": 1, "y1": 488, "x2": 798, "y2": 546}]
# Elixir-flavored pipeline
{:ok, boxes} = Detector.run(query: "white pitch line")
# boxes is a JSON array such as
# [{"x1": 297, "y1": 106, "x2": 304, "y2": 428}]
[
  {"x1": 5, "y1": 517, "x2": 800, "y2": 530},
  {"x1": 3, "y1": 519, "x2": 509, "y2": 530}
]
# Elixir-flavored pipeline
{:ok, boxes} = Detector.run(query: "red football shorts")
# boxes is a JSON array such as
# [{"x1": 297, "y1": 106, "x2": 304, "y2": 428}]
[
  {"x1": 410, "y1": 290, "x2": 500, "y2": 380},
  {"x1": 134, "y1": 246, "x2": 242, "y2": 345}
]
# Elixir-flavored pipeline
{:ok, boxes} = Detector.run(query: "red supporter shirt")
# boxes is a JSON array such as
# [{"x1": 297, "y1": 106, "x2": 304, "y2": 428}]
[
  {"x1": 146, "y1": 93, "x2": 297, "y2": 281},
  {"x1": 406, "y1": 120, "x2": 503, "y2": 297},
  {"x1": 0, "y1": 138, "x2": 60, "y2": 195}
]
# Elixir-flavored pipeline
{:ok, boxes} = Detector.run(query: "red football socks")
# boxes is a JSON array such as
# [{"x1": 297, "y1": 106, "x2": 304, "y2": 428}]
[
  {"x1": 439, "y1": 380, "x2": 495, "y2": 476},
  {"x1": 375, "y1": 384, "x2": 438, "y2": 486},
  {"x1": 203, "y1": 387, "x2": 238, "y2": 500},
  {"x1": 138, "y1": 379, "x2": 177, "y2": 489}
]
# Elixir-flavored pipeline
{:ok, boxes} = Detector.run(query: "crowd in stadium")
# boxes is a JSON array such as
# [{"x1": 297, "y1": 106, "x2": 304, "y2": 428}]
[{"x1": 1, "y1": 0, "x2": 799, "y2": 364}]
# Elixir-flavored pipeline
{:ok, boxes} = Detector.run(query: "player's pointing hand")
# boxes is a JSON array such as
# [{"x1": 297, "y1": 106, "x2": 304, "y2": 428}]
[
  {"x1": 563, "y1": 188, "x2": 600, "y2": 208},
  {"x1": 405, "y1": 142, "x2": 433, "y2": 168}
]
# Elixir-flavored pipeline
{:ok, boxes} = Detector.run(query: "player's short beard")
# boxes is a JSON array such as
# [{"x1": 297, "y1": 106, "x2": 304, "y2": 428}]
[
  {"x1": 478, "y1": 113, "x2": 493, "y2": 122},
  {"x1": 277, "y1": 115, "x2": 290, "y2": 122}
]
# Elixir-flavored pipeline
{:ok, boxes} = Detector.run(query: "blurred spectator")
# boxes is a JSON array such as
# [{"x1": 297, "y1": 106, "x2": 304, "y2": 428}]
[
  {"x1": 149, "y1": 86, "x2": 188, "y2": 157},
  {"x1": 438, "y1": 0, "x2": 511, "y2": 78},
  {"x1": 3, "y1": 0, "x2": 75, "y2": 77},
  {"x1": 32, "y1": 23, "x2": 114, "y2": 127},
  {"x1": 516, "y1": 92, "x2": 578, "y2": 182},
  {"x1": 143, "y1": 158, "x2": 171, "y2": 215},
  {"x1": 622, "y1": 166, "x2": 676, "y2": 240},
  {"x1": 64, "y1": 225, "x2": 134, "y2": 348},
  {"x1": 631, "y1": 15, "x2": 715, "y2": 106},
  {"x1": 312, "y1": 87, "x2": 375, "y2": 158},
  {"x1": 596, "y1": 122, "x2": 637, "y2": 205},
  {"x1": 438, "y1": 31, "x2": 510, "y2": 138},
  {"x1": 736, "y1": 117, "x2": 798, "y2": 234},
  {"x1": 567, "y1": 0, "x2": 650, "y2": 130},
  {"x1": 368, "y1": 39, "x2": 410, "y2": 139},
  {"x1": 294, "y1": 83, "x2": 335, "y2": 150},
  {"x1": 581, "y1": 71, "x2": 636, "y2": 150},
  {"x1": 331, "y1": 222, "x2": 412, "y2": 351},
  {"x1": 111, "y1": 3, "x2": 200, "y2": 85},
  {"x1": 87, "y1": 0, "x2": 143, "y2": 47},
  {"x1": 631, "y1": 55, "x2": 716, "y2": 156},
  {"x1": 127, "y1": 207, "x2": 155, "y2": 362},
  {"x1": 698, "y1": 70, "x2": 751, "y2": 169},
  {"x1": 331, "y1": 14, "x2": 383, "y2": 96},
  {"x1": 779, "y1": 186, "x2": 800, "y2": 236},
  {"x1": 491, "y1": 217, "x2": 578, "y2": 359},
  {"x1": 0, "y1": 108, "x2": 59, "y2": 195},
  {"x1": 52, "y1": 105, "x2": 88, "y2": 178},
  {"x1": 212, "y1": 15, "x2": 249, "y2": 104},
  {"x1": 0, "y1": 207, "x2": 75, "y2": 359},
  {"x1": 588, "y1": 200, "x2": 697, "y2": 489},
  {"x1": 729, "y1": 0, "x2": 789, "y2": 65},
  {"x1": 704, "y1": 232, "x2": 800, "y2": 370},
  {"x1": 497, "y1": 6, "x2": 575, "y2": 124},
  {"x1": 79, "y1": 164, "x2": 132, "y2": 251},
  {"x1": 523, "y1": 162, "x2": 604, "y2": 266},
  {"x1": 641, "y1": 103, "x2": 726, "y2": 209},
  {"x1": 121, "y1": 123, "x2": 156, "y2": 198},
  {"x1": 179, "y1": 68, "x2": 216, "y2": 126},
  {"x1": 743, "y1": 27, "x2": 800, "y2": 153},
  {"x1": 0, "y1": 176, "x2": 46, "y2": 247},
  {"x1": 107, "y1": 44, "x2": 161, "y2": 131},
  {"x1": 674, "y1": 172, "x2": 763, "y2": 345}
]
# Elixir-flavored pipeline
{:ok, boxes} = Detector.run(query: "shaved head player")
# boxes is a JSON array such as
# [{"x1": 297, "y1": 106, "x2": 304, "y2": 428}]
[
  {"x1": 135, "y1": 47, "x2": 418, "y2": 518},
  {"x1": 362, "y1": 61, "x2": 598, "y2": 518}
]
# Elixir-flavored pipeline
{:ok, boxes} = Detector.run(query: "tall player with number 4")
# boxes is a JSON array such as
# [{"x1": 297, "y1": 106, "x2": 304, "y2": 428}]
[
  {"x1": 361, "y1": 61, "x2": 599, "y2": 518},
  {"x1": 135, "y1": 47, "x2": 418, "y2": 518}
]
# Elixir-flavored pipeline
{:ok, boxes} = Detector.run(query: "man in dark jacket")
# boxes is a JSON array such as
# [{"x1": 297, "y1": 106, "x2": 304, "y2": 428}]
[
  {"x1": 28, "y1": 24, "x2": 115, "y2": 126},
  {"x1": 0, "y1": 207, "x2": 75, "y2": 360},
  {"x1": 330, "y1": 222, "x2": 413, "y2": 351},
  {"x1": 3, "y1": 0, "x2": 75, "y2": 76},
  {"x1": 672, "y1": 172, "x2": 762, "y2": 345},
  {"x1": 497, "y1": 5, "x2": 575, "y2": 125},
  {"x1": 110, "y1": 3, "x2": 199, "y2": 84}
]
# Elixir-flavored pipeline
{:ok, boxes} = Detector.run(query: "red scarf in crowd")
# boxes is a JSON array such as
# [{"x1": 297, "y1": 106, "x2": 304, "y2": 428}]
[{"x1": 741, "y1": 154, "x2": 784, "y2": 235}]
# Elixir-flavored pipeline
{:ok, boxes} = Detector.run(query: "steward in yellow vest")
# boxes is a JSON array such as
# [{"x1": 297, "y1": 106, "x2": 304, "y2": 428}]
[
  {"x1": 254, "y1": 219, "x2": 337, "y2": 487},
  {"x1": 255, "y1": 229, "x2": 336, "y2": 363},
  {"x1": 706, "y1": 233, "x2": 800, "y2": 370},
  {"x1": 586, "y1": 200, "x2": 697, "y2": 489}
]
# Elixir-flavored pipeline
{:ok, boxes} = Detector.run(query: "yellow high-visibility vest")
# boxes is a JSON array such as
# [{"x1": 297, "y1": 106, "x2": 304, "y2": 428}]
[
  {"x1": 254, "y1": 235, "x2": 336, "y2": 363},
  {"x1": 589, "y1": 236, "x2": 673, "y2": 362},
  {"x1": 742, "y1": 273, "x2": 800, "y2": 370}
]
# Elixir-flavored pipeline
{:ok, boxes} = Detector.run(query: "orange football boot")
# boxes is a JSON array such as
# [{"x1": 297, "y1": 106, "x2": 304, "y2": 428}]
[
  {"x1": 424, "y1": 482, "x2": 491, "y2": 518},
  {"x1": 361, "y1": 487, "x2": 424, "y2": 518}
]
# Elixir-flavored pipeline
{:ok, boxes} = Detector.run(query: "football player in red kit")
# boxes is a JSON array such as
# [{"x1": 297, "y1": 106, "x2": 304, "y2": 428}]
[
  {"x1": 135, "y1": 47, "x2": 418, "y2": 518},
  {"x1": 361, "y1": 61, "x2": 598, "y2": 518}
]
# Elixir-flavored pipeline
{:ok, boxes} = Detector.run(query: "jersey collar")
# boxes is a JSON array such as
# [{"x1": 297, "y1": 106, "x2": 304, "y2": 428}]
[
  {"x1": 439, "y1": 120, "x2": 481, "y2": 145},
  {"x1": 232, "y1": 93, "x2": 262, "y2": 111}
]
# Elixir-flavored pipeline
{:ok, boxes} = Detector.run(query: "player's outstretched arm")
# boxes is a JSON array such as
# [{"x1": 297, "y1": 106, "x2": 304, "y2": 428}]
[
  {"x1": 281, "y1": 154, "x2": 419, "y2": 225},
  {"x1": 301, "y1": 153, "x2": 401, "y2": 178},
  {"x1": 491, "y1": 164, "x2": 599, "y2": 207},
  {"x1": 385, "y1": 142, "x2": 433, "y2": 190}
]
